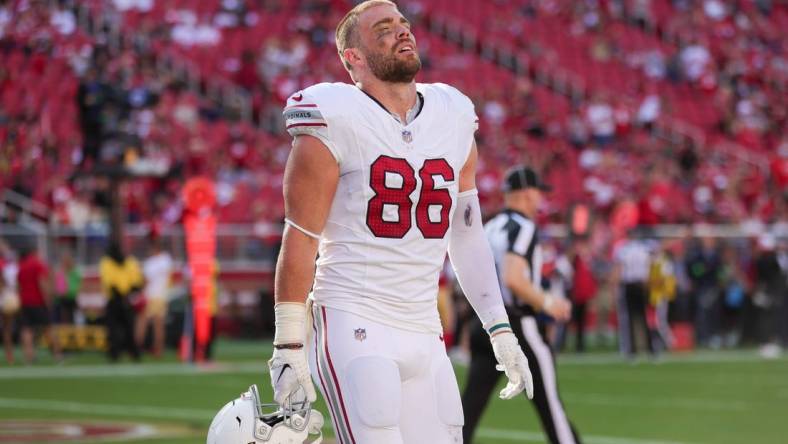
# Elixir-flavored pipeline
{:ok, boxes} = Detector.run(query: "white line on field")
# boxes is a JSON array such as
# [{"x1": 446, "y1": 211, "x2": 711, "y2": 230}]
[
  {"x1": 553, "y1": 351, "x2": 788, "y2": 366},
  {"x1": 0, "y1": 366, "x2": 752, "y2": 413},
  {"x1": 0, "y1": 362, "x2": 267, "y2": 379},
  {"x1": 476, "y1": 428, "x2": 698, "y2": 444},
  {"x1": 0, "y1": 398, "x2": 698, "y2": 444},
  {"x1": 565, "y1": 393, "x2": 748, "y2": 412},
  {"x1": 0, "y1": 350, "x2": 782, "y2": 380},
  {"x1": 0, "y1": 398, "x2": 216, "y2": 421}
]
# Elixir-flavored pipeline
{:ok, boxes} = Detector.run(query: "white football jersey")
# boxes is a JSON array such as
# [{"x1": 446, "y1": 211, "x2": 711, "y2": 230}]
[{"x1": 284, "y1": 82, "x2": 478, "y2": 333}]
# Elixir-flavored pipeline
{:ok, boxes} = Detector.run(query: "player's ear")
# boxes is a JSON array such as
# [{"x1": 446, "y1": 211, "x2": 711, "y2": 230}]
[{"x1": 342, "y1": 47, "x2": 363, "y2": 69}]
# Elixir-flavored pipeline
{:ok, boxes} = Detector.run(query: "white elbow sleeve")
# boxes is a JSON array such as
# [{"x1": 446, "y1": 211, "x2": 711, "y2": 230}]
[{"x1": 448, "y1": 190, "x2": 509, "y2": 332}]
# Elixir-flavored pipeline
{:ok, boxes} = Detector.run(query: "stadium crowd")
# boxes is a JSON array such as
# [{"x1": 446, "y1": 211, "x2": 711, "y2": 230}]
[
  {"x1": 1, "y1": 0, "x2": 786, "y2": 228},
  {"x1": 0, "y1": 0, "x2": 787, "y2": 362}
]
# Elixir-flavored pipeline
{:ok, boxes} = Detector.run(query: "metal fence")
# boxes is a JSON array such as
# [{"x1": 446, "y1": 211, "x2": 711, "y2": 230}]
[{"x1": 2, "y1": 222, "x2": 785, "y2": 268}]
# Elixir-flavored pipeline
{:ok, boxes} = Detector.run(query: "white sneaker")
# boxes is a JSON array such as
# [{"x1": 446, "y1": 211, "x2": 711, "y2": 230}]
[{"x1": 759, "y1": 343, "x2": 782, "y2": 360}]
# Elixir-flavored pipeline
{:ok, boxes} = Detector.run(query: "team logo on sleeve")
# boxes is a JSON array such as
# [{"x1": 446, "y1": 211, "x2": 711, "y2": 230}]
[
  {"x1": 464, "y1": 204, "x2": 473, "y2": 227},
  {"x1": 283, "y1": 103, "x2": 326, "y2": 130}
]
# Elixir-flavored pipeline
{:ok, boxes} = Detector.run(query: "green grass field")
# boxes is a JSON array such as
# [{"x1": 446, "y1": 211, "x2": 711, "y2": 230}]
[{"x1": 0, "y1": 340, "x2": 785, "y2": 444}]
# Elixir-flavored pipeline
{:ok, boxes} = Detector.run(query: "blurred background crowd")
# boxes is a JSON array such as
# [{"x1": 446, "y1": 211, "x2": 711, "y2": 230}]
[{"x1": 0, "y1": 0, "x2": 786, "y2": 363}]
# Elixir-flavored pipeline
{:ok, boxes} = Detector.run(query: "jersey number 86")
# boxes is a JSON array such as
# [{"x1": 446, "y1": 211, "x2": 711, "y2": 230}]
[{"x1": 366, "y1": 155, "x2": 454, "y2": 239}]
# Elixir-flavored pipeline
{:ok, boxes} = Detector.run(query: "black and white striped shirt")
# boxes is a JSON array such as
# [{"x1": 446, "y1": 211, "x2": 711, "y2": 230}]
[
  {"x1": 485, "y1": 209, "x2": 542, "y2": 315},
  {"x1": 613, "y1": 239, "x2": 651, "y2": 284}
]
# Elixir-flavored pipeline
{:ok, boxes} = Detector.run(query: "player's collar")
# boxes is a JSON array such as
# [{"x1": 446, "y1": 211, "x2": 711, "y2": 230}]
[
  {"x1": 359, "y1": 89, "x2": 424, "y2": 125},
  {"x1": 505, "y1": 208, "x2": 532, "y2": 221}
]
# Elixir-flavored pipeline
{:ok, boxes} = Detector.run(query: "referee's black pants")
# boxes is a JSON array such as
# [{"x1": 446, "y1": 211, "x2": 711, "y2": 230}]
[
  {"x1": 462, "y1": 313, "x2": 582, "y2": 444},
  {"x1": 620, "y1": 282, "x2": 655, "y2": 356},
  {"x1": 106, "y1": 295, "x2": 140, "y2": 362}
]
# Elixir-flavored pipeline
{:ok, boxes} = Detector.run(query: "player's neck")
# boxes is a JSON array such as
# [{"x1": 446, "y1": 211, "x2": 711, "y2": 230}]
[
  {"x1": 508, "y1": 204, "x2": 535, "y2": 219},
  {"x1": 358, "y1": 79, "x2": 417, "y2": 123}
]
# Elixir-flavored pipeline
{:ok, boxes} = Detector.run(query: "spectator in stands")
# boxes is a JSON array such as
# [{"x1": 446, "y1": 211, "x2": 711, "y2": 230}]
[
  {"x1": 585, "y1": 94, "x2": 616, "y2": 147},
  {"x1": 53, "y1": 250, "x2": 81, "y2": 324},
  {"x1": 99, "y1": 241, "x2": 143, "y2": 362},
  {"x1": 50, "y1": 5, "x2": 76, "y2": 35},
  {"x1": 679, "y1": 37, "x2": 711, "y2": 84},
  {"x1": 630, "y1": 0, "x2": 655, "y2": 29},
  {"x1": 77, "y1": 66, "x2": 110, "y2": 166},
  {"x1": 567, "y1": 106, "x2": 589, "y2": 149},
  {"x1": 135, "y1": 239, "x2": 173, "y2": 358},
  {"x1": 171, "y1": 15, "x2": 221, "y2": 47},
  {"x1": 235, "y1": 50, "x2": 260, "y2": 91},
  {"x1": 17, "y1": 244, "x2": 62, "y2": 364},
  {"x1": 636, "y1": 88, "x2": 661, "y2": 132},
  {"x1": 214, "y1": 0, "x2": 248, "y2": 28},
  {"x1": 113, "y1": 0, "x2": 153, "y2": 13}
]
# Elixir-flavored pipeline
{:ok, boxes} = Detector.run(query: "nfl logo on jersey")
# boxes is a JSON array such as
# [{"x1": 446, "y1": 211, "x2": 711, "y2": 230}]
[
  {"x1": 401, "y1": 130, "x2": 413, "y2": 143},
  {"x1": 354, "y1": 328, "x2": 367, "y2": 342}
]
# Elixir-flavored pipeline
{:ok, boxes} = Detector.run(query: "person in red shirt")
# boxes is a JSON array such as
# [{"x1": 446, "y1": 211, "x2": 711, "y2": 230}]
[
  {"x1": 568, "y1": 240, "x2": 598, "y2": 353},
  {"x1": 17, "y1": 245, "x2": 62, "y2": 364}
]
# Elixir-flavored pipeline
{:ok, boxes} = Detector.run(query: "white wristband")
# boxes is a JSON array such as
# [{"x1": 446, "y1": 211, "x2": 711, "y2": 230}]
[
  {"x1": 273, "y1": 302, "x2": 307, "y2": 345},
  {"x1": 542, "y1": 295, "x2": 554, "y2": 313}
]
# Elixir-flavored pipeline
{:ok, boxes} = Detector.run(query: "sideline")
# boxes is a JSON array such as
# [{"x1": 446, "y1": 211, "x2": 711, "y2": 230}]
[
  {"x1": 1, "y1": 349, "x2": 782, "y2": 381},
  {"x1": 0, "y1": 362, "x2": 266, "y2": 380}
]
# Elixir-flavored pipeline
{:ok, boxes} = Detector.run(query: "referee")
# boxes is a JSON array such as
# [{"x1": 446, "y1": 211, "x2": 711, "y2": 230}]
[
  {"x1": 462, "y1": 166, "x2": 582, "y2": 444},
  {"x1": 612, "y1": 228, "x2": 656, "y2": 358}
]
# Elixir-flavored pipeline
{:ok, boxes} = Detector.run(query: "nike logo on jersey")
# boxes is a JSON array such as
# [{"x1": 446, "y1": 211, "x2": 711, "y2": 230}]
[
  {"x1": 292, "y1": 93, "x2": 303, "y2": 102},
  {"x1": 276, "y1": 364, "x2": 292, "y2": 383}
]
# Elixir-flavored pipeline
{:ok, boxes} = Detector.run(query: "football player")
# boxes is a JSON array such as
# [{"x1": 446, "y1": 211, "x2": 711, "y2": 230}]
[{"x1": 269, "y1": 1, "x2": 533, "y2": 442}]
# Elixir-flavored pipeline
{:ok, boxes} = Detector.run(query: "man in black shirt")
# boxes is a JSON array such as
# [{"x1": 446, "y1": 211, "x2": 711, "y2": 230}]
[{"x1": 462, "y1": 166, "x2": 582, "y2": 443}]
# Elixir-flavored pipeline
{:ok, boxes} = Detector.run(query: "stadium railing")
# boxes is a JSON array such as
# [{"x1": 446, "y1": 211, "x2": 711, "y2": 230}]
[{"x1": 2, "y1": 222, "x2": 785, "y2": 269}]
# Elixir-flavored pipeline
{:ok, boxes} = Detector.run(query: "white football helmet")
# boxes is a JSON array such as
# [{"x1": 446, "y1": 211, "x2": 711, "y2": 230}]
[{"x1": 207, "y1": 385, "x2": 323, "y2": 444}]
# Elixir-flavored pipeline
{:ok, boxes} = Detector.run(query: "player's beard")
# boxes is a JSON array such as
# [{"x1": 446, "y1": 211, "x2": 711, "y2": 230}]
[{"x1": 364, "y1": 45, "x2": 421, "y2": 83}]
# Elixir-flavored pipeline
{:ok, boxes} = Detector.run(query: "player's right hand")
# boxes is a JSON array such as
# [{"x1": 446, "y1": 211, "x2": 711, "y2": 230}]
[
  {"x1": 544, "y1": 296, "x2": 572, "y2": 322},
  {"x1": 268, "y1": 347, "x2": 317, "y2": 405}
]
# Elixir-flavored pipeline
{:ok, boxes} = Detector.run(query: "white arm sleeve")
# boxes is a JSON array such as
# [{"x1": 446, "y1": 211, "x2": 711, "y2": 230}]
[{"x1": 448, "y1": 189, "x2": 509, "y2": 331}]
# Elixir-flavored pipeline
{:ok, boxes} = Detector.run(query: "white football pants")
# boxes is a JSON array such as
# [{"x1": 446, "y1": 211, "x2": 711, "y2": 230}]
[{"x1": 309, "y1": 304, "x2": 463, "y2": 444}]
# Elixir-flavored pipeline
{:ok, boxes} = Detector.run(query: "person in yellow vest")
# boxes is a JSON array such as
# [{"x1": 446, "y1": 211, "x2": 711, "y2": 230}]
[
  {"x1": 99, "y1": 241, "x2": 143, "y2": 362},
  {"x1": 648, "y1": 241, "x2": 677, "y2": 351}
]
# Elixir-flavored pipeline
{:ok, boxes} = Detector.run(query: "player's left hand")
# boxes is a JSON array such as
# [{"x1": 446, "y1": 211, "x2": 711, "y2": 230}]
[
  {"x1": 490, "y1": 331, "x2": 534, "y2": 400},
  {"x1": 268, "y1": 347, "x2": 317, "y2": 406}
]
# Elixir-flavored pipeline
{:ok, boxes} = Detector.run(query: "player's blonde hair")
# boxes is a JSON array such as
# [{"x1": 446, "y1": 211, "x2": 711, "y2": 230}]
[{"x1": 335, "y1": 0, "x2": 398, "y2": 71}]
